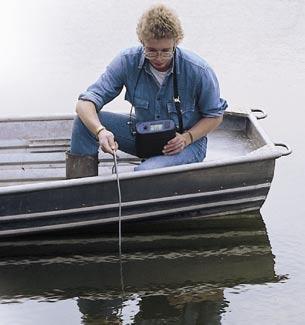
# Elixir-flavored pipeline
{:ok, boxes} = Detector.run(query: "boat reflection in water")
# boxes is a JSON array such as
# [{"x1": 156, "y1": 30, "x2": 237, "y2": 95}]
[{"x1": 0, "y1": 212, "x2": 283, "y2": 324}]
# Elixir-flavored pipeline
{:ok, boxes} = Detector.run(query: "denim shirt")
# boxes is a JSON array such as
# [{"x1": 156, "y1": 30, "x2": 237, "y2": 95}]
[{"x1": 79, "y1": 46, "x2": 227, "y2": 131}]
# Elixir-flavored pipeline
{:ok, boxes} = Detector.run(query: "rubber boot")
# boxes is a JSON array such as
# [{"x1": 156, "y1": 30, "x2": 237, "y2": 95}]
[{"x1": 66, "y1": 151, "x2": 98, "y2": 179}]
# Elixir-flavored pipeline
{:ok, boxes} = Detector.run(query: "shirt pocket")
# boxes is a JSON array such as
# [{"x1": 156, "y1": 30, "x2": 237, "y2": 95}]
[
  {"x1": 167, "y1": 101, "x2": 195, "y2": 122},
  {"x1": 133, "y1": 96, "x2": 149, "y2": 110},
  {"x1": 132, "y1": 96, "x2": 150, "y2": 121}
]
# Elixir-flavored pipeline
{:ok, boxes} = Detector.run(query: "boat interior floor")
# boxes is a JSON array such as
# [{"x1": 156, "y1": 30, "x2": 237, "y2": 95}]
[{"x1": 0, "y1": 127, "x2": 259, "y2": 187}]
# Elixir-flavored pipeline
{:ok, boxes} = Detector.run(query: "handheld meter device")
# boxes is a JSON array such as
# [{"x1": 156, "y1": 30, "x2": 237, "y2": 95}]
[{"x1": 135, "y1": 119, "x2": 176, "y2": 158}]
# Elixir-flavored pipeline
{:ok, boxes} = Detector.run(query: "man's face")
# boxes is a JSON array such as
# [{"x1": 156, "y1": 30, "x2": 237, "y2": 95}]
[{"x1": 144, "y1": 38, "x2": 175, "y2": 72}]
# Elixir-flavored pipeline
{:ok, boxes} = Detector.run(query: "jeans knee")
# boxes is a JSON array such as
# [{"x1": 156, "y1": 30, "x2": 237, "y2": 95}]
[
  {"x1": 134, "y1": 159, "x2": 159, "y2": 171},
  {"x1": 134, "y1": 161, "x2": 148, "y2": 172},
  {"x1": 71, "y1": 116, "x2": 98, "y2": 155}
]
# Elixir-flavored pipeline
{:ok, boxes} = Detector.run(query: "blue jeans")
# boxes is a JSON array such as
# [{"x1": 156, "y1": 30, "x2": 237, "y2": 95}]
[{"x1": 70, "y1": 111, "x2": 207, "y2": 171}]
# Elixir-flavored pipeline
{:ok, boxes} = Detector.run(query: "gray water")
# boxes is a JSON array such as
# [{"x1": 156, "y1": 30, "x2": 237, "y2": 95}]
[{"x1": 0, "y1": 0, "x2": 304, "y2": 324}]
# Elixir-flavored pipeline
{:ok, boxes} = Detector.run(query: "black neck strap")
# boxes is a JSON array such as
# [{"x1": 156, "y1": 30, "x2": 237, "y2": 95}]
[{"x1": 173, "y1": 53, "x2": 183, "y2": 133}]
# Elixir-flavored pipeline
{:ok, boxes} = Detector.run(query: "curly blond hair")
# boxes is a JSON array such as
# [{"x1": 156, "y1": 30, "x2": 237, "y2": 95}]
[{"x1": 136, "y1": 4, "x2": 184, "y2": 44}]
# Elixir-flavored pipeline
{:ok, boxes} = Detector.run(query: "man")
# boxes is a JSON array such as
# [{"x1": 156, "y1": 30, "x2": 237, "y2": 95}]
[{"x1": 66, "y1": 4, "x2": 227, "y2": 178}]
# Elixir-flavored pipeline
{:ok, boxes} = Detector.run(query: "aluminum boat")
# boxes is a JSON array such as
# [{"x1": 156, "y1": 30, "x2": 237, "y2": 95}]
[{"x1": 0, "y1": 108, "x2": 291, "y2": 238}]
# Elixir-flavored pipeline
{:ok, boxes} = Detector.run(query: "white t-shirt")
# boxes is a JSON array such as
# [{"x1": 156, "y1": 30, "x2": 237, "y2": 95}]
[{"x1": 149, "y1": 64, "x2": 170, "y2": 86}]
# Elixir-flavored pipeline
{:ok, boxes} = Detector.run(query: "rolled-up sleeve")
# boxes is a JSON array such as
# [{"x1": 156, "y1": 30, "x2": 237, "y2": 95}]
[
  {"x1": 197, "y1": 65, "x2": 227, "y2": 117},
  {"x1": 78, "y1": 52, "x2": 125, "y2": 111}
]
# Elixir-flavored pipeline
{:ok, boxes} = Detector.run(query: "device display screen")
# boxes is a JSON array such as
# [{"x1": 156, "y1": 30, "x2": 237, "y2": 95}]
[{"x1": 150, "y1": 123, "x2": 164, "y2": 132}]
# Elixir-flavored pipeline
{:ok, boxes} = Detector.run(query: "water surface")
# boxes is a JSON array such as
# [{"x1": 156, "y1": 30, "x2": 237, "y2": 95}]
[
  {"x1": 0, "y1": 213, "x2": 281, "y2": 324},
  {"x1": 0, "y1": 0, "x2": 304, "y2": 324}
]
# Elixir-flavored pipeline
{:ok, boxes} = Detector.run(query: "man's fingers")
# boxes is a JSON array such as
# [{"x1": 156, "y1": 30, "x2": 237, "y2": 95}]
[
  {"x1": 163, "y1": 132, "x2": 187, "y2": 155},
  {"x1": 167, "y1": 133, "x2": 179, "y2": 144},
  {"x1": 100, "y1": 134, "x2": 118, "y2": 154},
  {"x1": 110, "y1": 142, "x2": 119, "y2": 154},
  {"x1": 101, "y1": 142, "x2": 112, "y2": 154},
  {"x1": 163, "y1": 141, "x2": 185, "y2": 155},
  {"x1": 108, "y1": 136, "x2": 116, "y2": 150},
  {"x1": 164, "y1": 139, "x2": 184, "y2": 153}
]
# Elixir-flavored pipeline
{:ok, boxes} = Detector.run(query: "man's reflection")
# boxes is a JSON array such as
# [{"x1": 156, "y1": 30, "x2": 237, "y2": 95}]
[
  {"x1": 0, "y1": 212, "x2": 279, "y2": 325},
  {"x1": 77, "y1": 297, "x2": 122, "y2": 324},
  {"x1": 77, "y1": 289, "x2": 229, "y2": 324},
  {"x1": 75, "y1": 212, "x2": 276, "y2": 324}
]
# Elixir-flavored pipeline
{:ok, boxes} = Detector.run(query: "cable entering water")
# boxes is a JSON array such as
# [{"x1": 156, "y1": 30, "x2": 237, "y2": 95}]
[{"x1": 113, "y1": 152, "x2": 125, "y2": 296}]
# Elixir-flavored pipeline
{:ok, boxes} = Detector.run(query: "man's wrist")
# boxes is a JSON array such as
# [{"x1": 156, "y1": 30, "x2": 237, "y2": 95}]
[
  {"x1": 95, "y1": 125, "x2": 106, "y2": 138},
  {"x1": 183, "y1": 130, "x2": 193, "y2": 145}
]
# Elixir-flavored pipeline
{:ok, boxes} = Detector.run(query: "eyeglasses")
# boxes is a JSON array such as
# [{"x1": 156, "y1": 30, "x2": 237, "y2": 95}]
[{"x1": 144, "y1": 48, "x2": 174, "y2": 59}]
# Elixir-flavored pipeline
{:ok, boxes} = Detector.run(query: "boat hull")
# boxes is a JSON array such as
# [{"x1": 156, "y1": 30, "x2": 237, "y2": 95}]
[
  {"x1": 0, "y1": 110, "x2": 289, "y2": 238},
  {"x1": 0, "y1": 158, "x2": 275, "y2": 238}
]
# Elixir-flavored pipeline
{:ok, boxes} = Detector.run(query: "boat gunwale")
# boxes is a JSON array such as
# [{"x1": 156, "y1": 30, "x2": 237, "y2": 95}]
[
  {"x1": 0, "y1": 148, "x2": 280, "y2": 195},
  {"x1": 0, "y1": 114, "x2": 75, "y2": 123},
  {"x1": 0, "y1": 110, "x2": 247, "y2": 123}
]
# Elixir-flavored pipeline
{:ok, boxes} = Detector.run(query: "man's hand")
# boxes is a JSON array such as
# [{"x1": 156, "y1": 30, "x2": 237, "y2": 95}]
[
  {"x1": 163, "y1": 133, "x2": 190, "y2": 155},
  {"x1": 97, "y1": 129, "x2": 118, "y2": 155}
]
